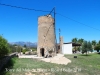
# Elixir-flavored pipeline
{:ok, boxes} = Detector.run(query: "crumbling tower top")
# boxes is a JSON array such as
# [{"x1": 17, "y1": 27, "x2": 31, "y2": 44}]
[{"x1": 38, "y1": 15, "x2": 54, "y2": 25}]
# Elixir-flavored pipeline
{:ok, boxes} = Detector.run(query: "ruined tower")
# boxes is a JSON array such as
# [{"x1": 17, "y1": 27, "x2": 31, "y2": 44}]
[{"x1": 37, "y1": 15, "x2": 56, "y2": 57}]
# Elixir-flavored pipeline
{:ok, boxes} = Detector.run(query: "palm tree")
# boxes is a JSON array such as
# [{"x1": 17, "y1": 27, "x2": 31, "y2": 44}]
[
  {"x1": 72, "y1": 38, "x2": 77, "y2": 43},
  {"x1": 72, "y1": 38, "x2": 78, "y2": 52},
  {"x1": 82, "y1": 41, "x2": 87, "y2": 55},
  {"x1": 92, "y1": 40, "x2": 97, "y2": 50}
]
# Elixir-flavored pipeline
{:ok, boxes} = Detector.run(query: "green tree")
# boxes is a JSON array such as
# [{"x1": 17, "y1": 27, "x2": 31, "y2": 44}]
[
  {"x1": 82, "y1": 41, "x2": 88, "y2": 55},
  {"x1": 82, "y1": 41, "x2": 93, "y2": 55},
  {"x1": 92, "y1": 40, "x2": 97, "y2": 50},
  {"x1": 87, "y1": 41, "x2": 93, "y2": 52},
  {"x1": 94, "y1": 45, "x2": 100, "y2": 52},
  {"x1": 0, "y1": 36, "x2": 10, "y2": 57}
]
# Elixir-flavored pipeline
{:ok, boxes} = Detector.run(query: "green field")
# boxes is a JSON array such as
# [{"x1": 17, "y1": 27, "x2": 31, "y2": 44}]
[{"x1": 1, "y1": 53, "x2": 100, "y2": 75}]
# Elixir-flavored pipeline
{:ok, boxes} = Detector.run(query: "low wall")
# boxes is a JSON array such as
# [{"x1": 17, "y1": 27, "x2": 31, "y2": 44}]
[{"x1": 0, "y1": 52, "x2": 18, "y2": 71}]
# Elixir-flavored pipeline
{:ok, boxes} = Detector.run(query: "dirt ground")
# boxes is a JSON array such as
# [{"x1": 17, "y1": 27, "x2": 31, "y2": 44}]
[{"x1": 40, "y1": 54, "x2": 71, "y2": 65}]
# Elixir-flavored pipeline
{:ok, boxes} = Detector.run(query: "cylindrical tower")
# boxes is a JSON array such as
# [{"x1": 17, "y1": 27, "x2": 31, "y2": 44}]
[{"x1": 37, "y1": 15, "x2": 56, "y2": 57}]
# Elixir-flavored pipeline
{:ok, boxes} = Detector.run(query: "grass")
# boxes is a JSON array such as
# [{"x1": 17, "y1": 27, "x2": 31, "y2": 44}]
[
  {"x1": 1, "y1": 53, "x2": 100, "y2": 75},
  {"x1": 64, "y1": 53, "x2": 100, "y2": 75}
]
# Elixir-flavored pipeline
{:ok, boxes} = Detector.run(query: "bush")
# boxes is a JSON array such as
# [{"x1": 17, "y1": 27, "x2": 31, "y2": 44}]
[
  {"x1": 22, "y1": 49, "x2": 28, "y2": 54},
  {"x1": 0, "y1": 36, "x2": 10, "y2": 57},
  {"x1": 0, "y1": 57, "x2": 16, "y2": 75}
]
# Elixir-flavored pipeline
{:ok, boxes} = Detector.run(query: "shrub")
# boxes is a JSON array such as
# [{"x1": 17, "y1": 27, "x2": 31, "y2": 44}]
[
  {"x1": 22, "y1": 49, "x2": 28, "y2": 54},
  {"x1": 0, "y1": 36, "x2": 10, "y2": 57}
]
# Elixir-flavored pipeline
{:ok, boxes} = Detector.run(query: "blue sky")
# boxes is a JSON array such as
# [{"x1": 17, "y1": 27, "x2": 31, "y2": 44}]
[{"x1": 0, "y1": 0, "x2": 100, "y2": 43}]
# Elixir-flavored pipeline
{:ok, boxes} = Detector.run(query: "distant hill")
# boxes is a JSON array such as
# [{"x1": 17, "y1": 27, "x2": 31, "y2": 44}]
[{"x1": 9, "y1": 42, "x2": 37, "y2": 48}]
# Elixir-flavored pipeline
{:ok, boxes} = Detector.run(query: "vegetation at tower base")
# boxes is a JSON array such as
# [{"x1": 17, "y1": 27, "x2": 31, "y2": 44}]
[{"x1": 0, "y1": 36, "x2": 10, "y2": 58}]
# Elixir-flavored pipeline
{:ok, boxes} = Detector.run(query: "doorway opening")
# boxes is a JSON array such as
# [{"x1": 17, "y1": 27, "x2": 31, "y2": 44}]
[{"x1": 40, "y1": 48, "x2": 45, "y2": 56}]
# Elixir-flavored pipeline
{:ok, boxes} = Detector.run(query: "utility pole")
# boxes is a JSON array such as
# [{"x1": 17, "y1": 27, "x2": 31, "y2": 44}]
[
  {"x1": 59, "y1": 28, "x2": 61, "y2": 53},
  {"x1": 59, "y1": 28, "x2": 61, "y2": 44},
  {"x1": 47, "y1": 7, "x2": 57, "y2": 56},
  {"x1": 54, "y1": 7, "x2": 57, "y2": 55}
]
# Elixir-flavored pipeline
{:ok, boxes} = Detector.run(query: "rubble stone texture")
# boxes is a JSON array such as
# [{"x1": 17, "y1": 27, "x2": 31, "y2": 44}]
[{"x1": 37, "y1": 15, "x2": 56, "y2": 57}]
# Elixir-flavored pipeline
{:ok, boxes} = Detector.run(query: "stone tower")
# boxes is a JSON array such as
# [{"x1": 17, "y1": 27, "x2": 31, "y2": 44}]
[{"x1": 37, "y1": 15, "x2": 56, "y2": 57}]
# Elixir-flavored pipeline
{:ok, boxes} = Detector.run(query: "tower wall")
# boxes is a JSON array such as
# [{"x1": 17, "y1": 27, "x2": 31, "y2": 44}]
[{"x1": 37, "y1": 15, "x2": 56, "y2": 57}]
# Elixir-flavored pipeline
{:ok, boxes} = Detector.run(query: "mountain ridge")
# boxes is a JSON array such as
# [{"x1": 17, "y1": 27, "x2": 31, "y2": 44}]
[{"x1": 9, "y1": 42, "x2": 37, "y2": 48}]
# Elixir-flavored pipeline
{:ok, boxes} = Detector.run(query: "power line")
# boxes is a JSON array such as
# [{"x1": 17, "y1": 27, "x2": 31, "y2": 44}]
[
  {"x1": 0, "y1": 2, "x2": 57, "y2": 54},
  {"x1": 0, "y1": 3, "x2": 50, "y2": 12},
  {"x1": 56, "y1": 13, "x2": 100, "y2": 31},
  {"x1": 48, "y1": 7, "x2": 55, "y2": 16}
]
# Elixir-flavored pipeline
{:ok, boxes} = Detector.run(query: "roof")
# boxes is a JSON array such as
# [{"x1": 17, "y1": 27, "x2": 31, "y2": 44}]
[{"x1": 63, "y1": 42, "x2": 81, "y2": 46}]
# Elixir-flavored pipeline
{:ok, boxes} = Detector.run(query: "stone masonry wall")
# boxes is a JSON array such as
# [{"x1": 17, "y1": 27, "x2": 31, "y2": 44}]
[{"x1": 37, "y1": 15, "x2": 56, "y2": 57}]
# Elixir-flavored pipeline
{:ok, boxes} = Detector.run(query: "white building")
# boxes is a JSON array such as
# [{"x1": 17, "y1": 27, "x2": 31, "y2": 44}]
[{"x1": 62, "y1": 42, "x2": 81, "y2": 54}]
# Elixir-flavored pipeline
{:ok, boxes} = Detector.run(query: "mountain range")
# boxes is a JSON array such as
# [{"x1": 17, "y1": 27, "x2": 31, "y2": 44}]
[{"x1": 9, "y1": 42, "x2": 37, "y2": 48}]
